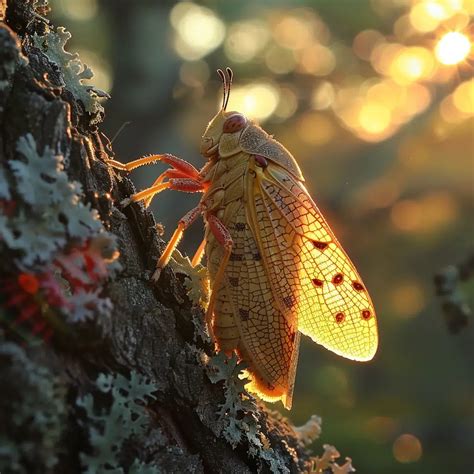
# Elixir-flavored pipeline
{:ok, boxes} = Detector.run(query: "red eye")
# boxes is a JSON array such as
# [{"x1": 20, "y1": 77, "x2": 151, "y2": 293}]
[{"x1": 223, "y1": 114, "x2": 246, "y2": 133}]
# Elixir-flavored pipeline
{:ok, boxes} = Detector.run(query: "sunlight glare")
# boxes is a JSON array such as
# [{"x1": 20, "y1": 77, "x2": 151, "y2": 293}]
[
  {"x1": 358, "y1": 103, "x2": 391, "y2": 134},
  {"x1": 435, "y1": 31, "x2": 471, "y2": 65},
  {"x1": 224, "y1": 20, "x2": 270, "y2": 63},
  {"x1": 226, "y1": 83, "x2": 280, "y2": 121},
  {"x1": 171, "y1": 3, "x2": 225, "y2": 60}
]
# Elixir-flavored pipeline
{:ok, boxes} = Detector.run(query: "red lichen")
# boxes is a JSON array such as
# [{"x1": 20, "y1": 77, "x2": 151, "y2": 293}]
[{"x1": 18, "y1": 273, "x2": 40, "y2": 294}]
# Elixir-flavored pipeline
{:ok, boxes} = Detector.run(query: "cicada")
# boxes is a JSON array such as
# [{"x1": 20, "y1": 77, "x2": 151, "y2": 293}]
[{"x1": 109, "y1": 68, "x2": 378, "y2": 409}]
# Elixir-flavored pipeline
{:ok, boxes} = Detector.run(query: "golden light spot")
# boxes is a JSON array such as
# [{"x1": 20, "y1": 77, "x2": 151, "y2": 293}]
[
  {"x1": 358, "y1": 103, "x2": 391, "y2": 134},
  {"x1": 390, "y1": 47, "x2": 435, "y2": 83},
  {"x1": 300, "y1": 44, "x2": 336, "y2": 76},
  {"x1": 371, "y1": 42, "x2": 404, "y2": 76},
  {"x1": 296, "y1": 112, "x2": 335, "y2": 145},
  {"x1": 393, "y1": 434, "x2": 422, "y2": 463},
  {"x1": 465, "y1": 0, "x2": 474, "y2": 14},
  {"x1": 226, "y1": 83, "x2": 280, "y2": 122},
  {"x1": 401, "y1": 84, "x2": 432, "y2": 119},
  {"x1": 367, "y1": 80, "x2": 406, "y2": 110},
  {"x1": 353, "y1": 29, "x2": 385, "y2": 61},
  {"x1": 311, "y1": 81, "x2": 335, "y2": 110},
  {"x1": 272, "y1": 15, "x2": 314, "y2": 50},
  {"x1": 390, "y1": 282, "x2": 426, "y2": 318},
  {"x1": 452, "y1": 79, "x2": 474, "y2": 115},
  {"x1": 265, "y1": 46, "x2": 297, "y2": 74},
  {"x1": 170, "y1": 3, "x2": 225, "y2": 60},
  {"x1": 409, "y1": 1, "x2": 447, "y2": 32},
  {"x1": 435, "y1": 31, "x2": 471, "y2": 65},
  {"x1": 393, "y1": 15, "x2": 417, "y2": 41},
  {"x1": 224, "y1": 20, "x2": 270, "y2": 63},
  {"x1": 274, "y1": 87, "x2": 298, "y2": 119}
]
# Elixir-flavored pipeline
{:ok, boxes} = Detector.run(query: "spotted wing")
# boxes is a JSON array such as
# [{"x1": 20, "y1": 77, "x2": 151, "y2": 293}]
[{"x1": 252, "y1": 164, "x2": 378, "y2": 361}]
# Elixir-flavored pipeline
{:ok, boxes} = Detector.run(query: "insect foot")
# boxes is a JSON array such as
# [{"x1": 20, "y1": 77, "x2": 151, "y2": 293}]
[{"x1": 151, "y1": 267, "x2": 162, "y2": 282}]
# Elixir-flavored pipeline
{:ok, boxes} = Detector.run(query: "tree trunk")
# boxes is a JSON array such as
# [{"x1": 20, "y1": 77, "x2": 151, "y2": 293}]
[{"x1": 0, "y1": 2, "x2": 316, "y2": 473}]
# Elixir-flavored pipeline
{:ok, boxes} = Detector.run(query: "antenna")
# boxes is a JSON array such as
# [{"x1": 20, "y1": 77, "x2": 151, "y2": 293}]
[
  {"x1": 224, "y1": 67, "x2": 233, "y2": 110},
  {"x1": 217, "y1": 67, "x2": 234, "y2": 111},
  {"x1": 217, "y1": 68, "x2": 227, "y2": 110}
]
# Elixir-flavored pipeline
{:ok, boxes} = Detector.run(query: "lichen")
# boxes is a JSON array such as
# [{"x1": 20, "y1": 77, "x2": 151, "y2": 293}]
[
  {"x1": 77, "y1": 371, "x2": 161, "y2": 474},
  {"x1": 2, "y1": 134, "x2": 103, "y2": 266},
  {"x1": 206, "y1": 352, "x2": 291, "y2": 473},
  {"x1": 0, "y1": 342, "x2": 67, "y2": 473},
  {"x1": 169, "y1": 249, "x2": 209, "y2": 307},
  {"x1": 310, "y1": 444, "x2": 356, "y2": 473},
  {"x1": 294, "y1": 415, "x2": 322, "y2": 447},
  {"x1": 32, "y1": 27, "x2": 108, "y2": 122},
  {"x1": 0, "y1": 134, "x2": 119, "y2": 340}
]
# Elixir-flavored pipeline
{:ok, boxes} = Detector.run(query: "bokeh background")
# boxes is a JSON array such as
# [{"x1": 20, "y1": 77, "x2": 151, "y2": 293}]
[{"x1": 48, "y1": 0, "x2": 473, "y2": 472}]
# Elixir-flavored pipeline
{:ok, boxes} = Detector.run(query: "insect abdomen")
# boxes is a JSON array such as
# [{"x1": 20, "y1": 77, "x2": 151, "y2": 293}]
[{"x1": 213, "y1": 290, "x2": 239, "y2": 353}]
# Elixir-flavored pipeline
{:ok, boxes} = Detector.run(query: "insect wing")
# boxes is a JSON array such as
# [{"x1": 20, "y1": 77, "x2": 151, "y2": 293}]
[
  {"x1": 218, "y1": 195, "x2": 299, "y2": 409},
  {"x1": 256, "y1": 165, "x2": 378, "y2": 361}
]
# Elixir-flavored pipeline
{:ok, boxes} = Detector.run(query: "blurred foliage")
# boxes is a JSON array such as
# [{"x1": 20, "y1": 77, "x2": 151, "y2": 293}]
[
  {"x1": 0, "y1": 342, "x2": 67, "y2": 473},
  {"x1": 48, "y1": 0, "x2": 473, "y2": 472}
]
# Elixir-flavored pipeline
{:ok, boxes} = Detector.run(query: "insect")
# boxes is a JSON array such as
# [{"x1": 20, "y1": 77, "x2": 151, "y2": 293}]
[{"x1": 109, "y1": 68, "x2": 378, "y2": 409}]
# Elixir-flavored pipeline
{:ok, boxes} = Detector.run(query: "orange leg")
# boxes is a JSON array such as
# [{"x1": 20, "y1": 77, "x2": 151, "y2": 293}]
[
  {"x1": 110, "y1": 153, "x2": 202, "y2": 207},
  {"x1": 205, "y1": 214, "x2": 234, "y2": 343},
  {"x1": 143, "y1": 169, "x2": 190, "y2": 208},
  {"x1": 107, "y1": 153, "x2": 200, "y2": 178},
  {"x1": 191, "y1": 239, "x2": 206, "y2": 267},
  {"x1": 152, "y1": 206, "x2": 202, "y2": 281},
  {"x1": 122, "y1": 177, "x2": 205, "y2": 208}
]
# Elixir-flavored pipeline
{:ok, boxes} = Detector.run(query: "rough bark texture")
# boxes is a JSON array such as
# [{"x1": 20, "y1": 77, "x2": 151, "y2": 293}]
[{"x1": 0, "y1": 1, "x2": 313, "y2": 473}]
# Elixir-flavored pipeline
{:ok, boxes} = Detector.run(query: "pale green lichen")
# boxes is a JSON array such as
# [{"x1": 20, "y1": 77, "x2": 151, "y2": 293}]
[
  {"x1": 2, "y1": 134, "x2": 102, "y2": 266},
  {"x1": 1, "y1": 134, "x2": 118, "y2": 333},
  {"x1": 206, "y1": 352, "x2": 291, "y2": 473},
  {"x1": 33, "y1": 27, "x2": 108, "y2": 121},
  {"x1": 77, "y1": 371, "x2": 160, "y2": 474},
  {"x1": 169, "y1": 249, "x2": 209, "y2": 307}
]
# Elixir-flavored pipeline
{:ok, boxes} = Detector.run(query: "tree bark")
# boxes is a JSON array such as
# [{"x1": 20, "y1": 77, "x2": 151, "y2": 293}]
[{"x1": 0, "y1": 1, "x2": 314, "y2": 473}]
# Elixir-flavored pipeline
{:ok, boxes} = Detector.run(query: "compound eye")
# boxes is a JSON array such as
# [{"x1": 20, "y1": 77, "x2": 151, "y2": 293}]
[{"x1": 223, "y1": 114, "x2": 246, "y2": 133}]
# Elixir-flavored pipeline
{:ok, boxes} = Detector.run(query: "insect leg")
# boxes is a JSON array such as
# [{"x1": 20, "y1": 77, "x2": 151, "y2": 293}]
[
  {"x1": 191, "y1": 239, "x2": 206, "y2": 267},
  {"x1": 151, "y1": 205, "x2": 202, "y2": 281},
  {"x1": 122, "y1": 178, "x2": 204, "y2": 207},
  {"x1": 107, "y1": 153, "x2": 200, "y2": 178},
  {"x1": 143, "y1": 168, "x2": 194, "y2": 208},
  {"x1": 205, "y1": 214, "x2": 234, "y2": 343}
]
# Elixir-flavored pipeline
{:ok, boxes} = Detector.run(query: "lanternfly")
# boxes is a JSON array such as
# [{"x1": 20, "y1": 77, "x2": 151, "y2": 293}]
[{"x1": 109, "y1": 68, "x2": 379, "y2": 409}]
